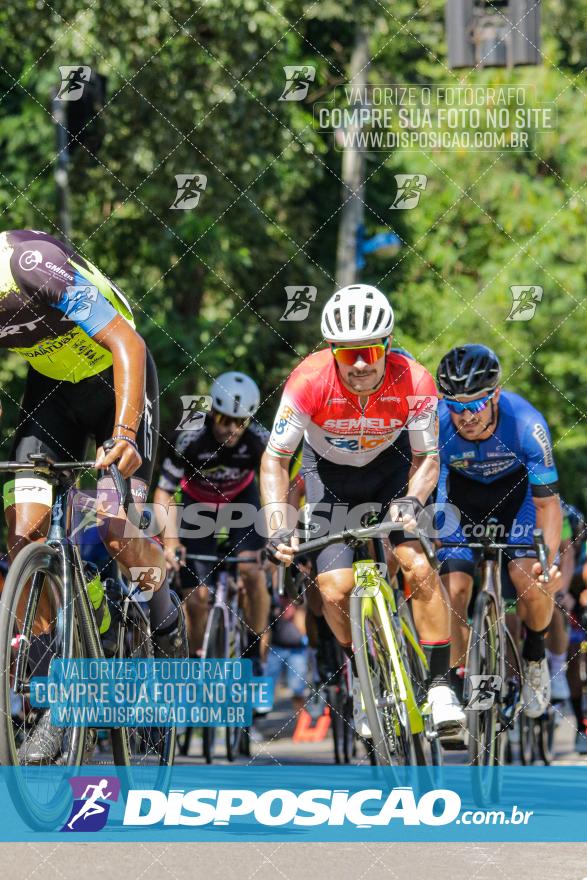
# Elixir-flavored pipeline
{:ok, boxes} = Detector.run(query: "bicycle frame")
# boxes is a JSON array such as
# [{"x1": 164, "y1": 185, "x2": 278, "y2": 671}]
[{"x1": 354, "y1": 558, "x2": 425, "y2": 735}]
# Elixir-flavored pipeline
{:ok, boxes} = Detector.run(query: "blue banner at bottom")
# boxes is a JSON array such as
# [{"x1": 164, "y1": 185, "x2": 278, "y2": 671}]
[{"x1": 1, "y1": 765, "x2": 586, "y2": 841}]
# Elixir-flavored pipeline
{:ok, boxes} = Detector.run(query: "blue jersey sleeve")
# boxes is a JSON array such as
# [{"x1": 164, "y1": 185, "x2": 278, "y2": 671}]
[
  {"x1": 521, "y1": 413, "x2": 559, "y2": 495},
  {"x1": 54, "y1": 268, "x2": 119, "y2": 337}
]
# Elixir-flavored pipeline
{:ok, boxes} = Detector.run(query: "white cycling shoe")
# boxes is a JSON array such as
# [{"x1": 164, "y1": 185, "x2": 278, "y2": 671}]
[
  {"x1": 428, "y1": 684, "x2": 466, "y2": 737},
  {"x1": 352, "y1": 675, "x2": 372, "y2": 738},
  {"x1": 522, "y1": 658, "x2": 550, "y2": 719}
]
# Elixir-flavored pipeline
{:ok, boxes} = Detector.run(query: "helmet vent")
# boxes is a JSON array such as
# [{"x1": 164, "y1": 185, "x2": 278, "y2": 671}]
[
  {"x1": 363, "y1": 305, "x2": 372, "y2": 326},
  {"x1": 372, "y1": 308, "x2": 385, "y2": 332},
  {"x1": 348, "y1": 305, "x2": 356, "y2": 329},
  {"x1": 333, "y1": 308, "x2": 344, "y2": 333}
]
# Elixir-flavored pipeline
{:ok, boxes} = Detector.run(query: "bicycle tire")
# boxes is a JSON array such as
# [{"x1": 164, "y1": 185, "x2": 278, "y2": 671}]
[
  {"x1": 537, "y1": 707, "x2": 556, "y2": 765},
  {"x1": 0, "y1": 542, "x2": 87, "y2": 829},
  {"x1": 519, "y1": 711, "x2": 535, "y2": 765},
  {"x1": 350, "y1": 590, "x2": 416, "y2": 766},
  {"x1": 110, "y1": 599, "x2": 176, "y2": 772},
  {"x1": 203, "y1": 607, "x2": 225, "y2": 764},
  {"x1": 225, "y1": 613, "x2": 246, "y2": 762},
  {"x1": 467, "y1": 591, "x2": 502, "y2": 803}
]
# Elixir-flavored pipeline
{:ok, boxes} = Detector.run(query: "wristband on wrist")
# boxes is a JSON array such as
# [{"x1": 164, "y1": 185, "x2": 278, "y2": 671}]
[{"x1": 111, "y1": 435, "x2": 140, "y2": 453}]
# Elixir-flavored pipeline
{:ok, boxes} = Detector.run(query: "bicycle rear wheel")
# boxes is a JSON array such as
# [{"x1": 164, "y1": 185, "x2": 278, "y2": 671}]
[
  {"x1": 0, "y1": 543, "x2": 87, "y2": 828},
  {"x1": 350, "y1": 591, "x2": 416, "y2": 766}
]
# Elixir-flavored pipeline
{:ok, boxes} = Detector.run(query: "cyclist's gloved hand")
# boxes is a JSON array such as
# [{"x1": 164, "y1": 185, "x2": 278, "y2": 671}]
[
  {"x1": 265, "y1": 528, "x2": 298, "y2": 566},
  {"x1": 387, "y1": 496, "x2": 423, "y2": 534}
]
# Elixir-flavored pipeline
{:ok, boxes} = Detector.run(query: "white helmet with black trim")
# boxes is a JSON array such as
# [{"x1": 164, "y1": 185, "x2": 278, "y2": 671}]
[
  {"x1": 210, "y1": 372, "x2": 260, "y2": 418},
  {"x1": 321, "y1": 284, "x2": 394, "y2": 343}
]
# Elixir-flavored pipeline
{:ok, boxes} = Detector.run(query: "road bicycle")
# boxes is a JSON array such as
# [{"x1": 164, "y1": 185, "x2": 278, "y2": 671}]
[
  {"x1": 439, "y1": 525, "x2": 549, "y2": 802},
  {"x1": 0, "y1": 450, "x2": 179, "y2": 826},
  {"x1": 276, "y1": 513, "x2": 442, "y2": 768},
  {"x1": 176, "y1": 551, "x2": 256, "y2": 763}
]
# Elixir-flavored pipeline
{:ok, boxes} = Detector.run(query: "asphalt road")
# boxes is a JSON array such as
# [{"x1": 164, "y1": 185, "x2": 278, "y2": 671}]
[{"x1": 3, "y1": 690, "x2": 586, "y2": 879}]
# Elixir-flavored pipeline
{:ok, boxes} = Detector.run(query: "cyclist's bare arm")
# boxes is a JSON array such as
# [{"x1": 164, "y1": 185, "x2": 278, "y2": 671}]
[
  {"x1": 260, "y1": 451, "x2": 299, "y2": 564},
  {"x1": 93, "y1": 316, "x2": 146, "y2": 478},
  {"x1": 153, "y1": 486, "x2": 185, "y2": 571},
  {"x1": 407, "y1": 452, "x2": 440, "y2": 503},
  {"x1": 533, "y1": 492, "x2": 563, "y2": 568}
]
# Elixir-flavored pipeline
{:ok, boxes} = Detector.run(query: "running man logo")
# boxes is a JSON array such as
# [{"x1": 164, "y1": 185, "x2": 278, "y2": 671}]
[
  {"x1": 61, "y1": 776, "x2": 120, "y2": 832},
  {"x1": 129, "y1": 566, "x2": 162, "y2": 601},
  {"x1": 279, "y1": 65, "x2": 316, "y2": 101},
  {"x1": 405, "y1": 395, "x2": 437, "y2": 431},
  {"x1": 170, "y1": 174, "x2": 208, "y2": 210},
  {"x1": 280, "y1": 285, "x2": 317, "y2": 322},
  {"x1": 56, "y1": 66, "x2": 91, "y2": 101},
  {"x1": 507, "y1": 285, "x2": 543, "y2": 321},
  {"x1": 62, "y1": 285, "x2": 98, "y2": 322},
  {"x1": 176, "y1": 395, "x2": 212, "y2": 431},
  {"x1": 467, "y1": 674, "x2": 502, "y2": 711},
  {"x1": 352, "y1": 562, "x2": 386, "y2": 598},
  {"x1": 391, "y1": 174, "x2": 428, "y2": 210}
]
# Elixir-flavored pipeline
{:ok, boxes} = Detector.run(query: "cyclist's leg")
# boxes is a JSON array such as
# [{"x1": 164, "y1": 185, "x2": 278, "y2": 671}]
[
  {"x1": 226, "y1": 480, "x2": 270, "y2": 652},
  {"x1": 506, "y1": 491, "x2": 558, "y2": 714},
  {"x1": 178, "y1": 527, "x2": 218, "y2": 655},
  {"x1": 5, "y1": 368, "x2": 86, "y2": 639}
]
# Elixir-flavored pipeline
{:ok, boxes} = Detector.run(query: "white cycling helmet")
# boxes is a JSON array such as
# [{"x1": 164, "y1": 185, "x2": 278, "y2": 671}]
[
  {"x1": 321, "y1": 284, "x2": 394, "y2": 343},
  {"x1": 210, "y1": 372, "x2": 260, "y2": 418}
]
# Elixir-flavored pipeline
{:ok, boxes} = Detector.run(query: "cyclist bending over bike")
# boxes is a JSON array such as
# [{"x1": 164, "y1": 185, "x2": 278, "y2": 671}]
[
  {"x1": 154, "y1": 372, "x2": 270, "y2": 672},
  {"x1": 0, "y1": 230, "x2": 187, "y2": 762},
  {"x1": 261, "y1": 285, "x2": 465, "y2": 737},
  {"x1": 435, "y1": 344, "x2": 562, "y2": 719}
]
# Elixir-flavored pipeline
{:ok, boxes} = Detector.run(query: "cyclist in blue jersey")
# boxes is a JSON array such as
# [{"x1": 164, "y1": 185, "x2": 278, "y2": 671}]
[{"x1": 435, "y1": 344, "x2": 562, "y2": 719}]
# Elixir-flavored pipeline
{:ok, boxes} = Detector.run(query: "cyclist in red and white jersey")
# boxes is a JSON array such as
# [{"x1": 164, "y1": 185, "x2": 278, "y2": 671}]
[{"x1": 261, "y1": 285, "x2": 465, "y2": 736}]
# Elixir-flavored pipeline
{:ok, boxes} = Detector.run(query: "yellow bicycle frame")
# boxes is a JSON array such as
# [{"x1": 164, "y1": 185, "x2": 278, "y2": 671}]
[{"x1": 353, "y1": 560, "x2": 428, "y2": 734}]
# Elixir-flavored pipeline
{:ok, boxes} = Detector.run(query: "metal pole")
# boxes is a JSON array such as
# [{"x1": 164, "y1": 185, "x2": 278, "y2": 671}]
[
  {"x1": 335, "y1": 29, "x2": 370, "y2": 290},
  {"x1": 52, "y1": 91, "x2": 72, "y2": 244}
]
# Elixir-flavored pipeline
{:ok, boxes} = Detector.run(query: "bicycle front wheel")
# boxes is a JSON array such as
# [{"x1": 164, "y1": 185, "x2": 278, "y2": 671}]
[
  {"x1": 110, "y1": 600, "x2": 176, "y2": 771},
  {"x1": 0, "y1": 542, "x2": 87, "y2": 828},
  {"x1": 467, "y1": 591, "x2": 503, "y2": 802},
  {"x1": 350, "y1": 591, "x2": 416, "y2": 766}
]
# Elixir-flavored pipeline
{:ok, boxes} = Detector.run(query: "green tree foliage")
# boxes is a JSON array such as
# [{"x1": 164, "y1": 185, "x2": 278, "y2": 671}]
[{"x1": 0, "y1": 0, "x2": 585, "y2": 503}]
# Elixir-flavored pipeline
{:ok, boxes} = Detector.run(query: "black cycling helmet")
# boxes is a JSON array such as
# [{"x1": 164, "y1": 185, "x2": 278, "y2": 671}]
[{"x1": 436, "y1": 344, "x2": 501, "y2": 398}]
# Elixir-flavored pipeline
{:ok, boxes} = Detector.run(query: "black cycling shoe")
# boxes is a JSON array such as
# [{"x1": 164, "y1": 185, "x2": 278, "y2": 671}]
[
  {"x1": 152, "y1": 592, "x2": 188, "y2": 659},
  {"x1": 18, "y1": 710, "x2": 64, "y2": 764}
]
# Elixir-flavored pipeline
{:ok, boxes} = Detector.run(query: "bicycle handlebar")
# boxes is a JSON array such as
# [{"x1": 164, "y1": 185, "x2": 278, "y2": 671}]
[
  {"x1": 438, "y1": 528, "x2": 551, "y2": 583},
  {"x1": 182, "y1": 553, "x2": 259, "y2": 565}
]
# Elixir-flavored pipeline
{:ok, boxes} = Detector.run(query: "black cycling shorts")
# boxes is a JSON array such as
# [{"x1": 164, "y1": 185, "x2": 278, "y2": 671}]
[
  {"x1": 179, "y1": 479, "x2": 265, "y2": 590},
  {"x1": 8, "y1": 350, "x2": 159, "y2": 498},
  {"x1": 301, "y1": 439, "x2": 412, "y2": 574}
]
